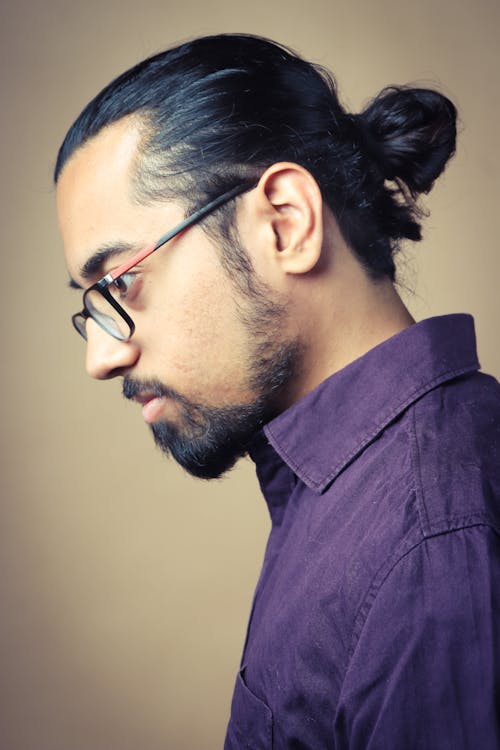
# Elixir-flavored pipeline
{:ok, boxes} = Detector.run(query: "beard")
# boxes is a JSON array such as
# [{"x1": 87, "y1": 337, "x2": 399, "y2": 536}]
[
  {"x1": 122, "y1": 336, "x2": 299, "y2": 479},
  {"x1": 122, "y1": 267, "x2": 302, "y2": 479}
]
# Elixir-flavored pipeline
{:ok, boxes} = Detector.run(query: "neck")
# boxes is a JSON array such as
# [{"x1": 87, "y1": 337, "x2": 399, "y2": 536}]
[{"x1": 284, "y1": 238, "x2": 415, "y2": 408}]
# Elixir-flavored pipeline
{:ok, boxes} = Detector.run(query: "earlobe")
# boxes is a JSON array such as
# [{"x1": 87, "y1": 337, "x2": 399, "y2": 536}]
[{"x1": 257, "y1": 162, "x2": 324, "y2": 276}]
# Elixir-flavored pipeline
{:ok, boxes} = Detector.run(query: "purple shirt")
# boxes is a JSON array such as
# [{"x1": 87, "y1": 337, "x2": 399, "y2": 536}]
[{"x1": 224, "y1": 315, "x2": 500, "y2": 750}]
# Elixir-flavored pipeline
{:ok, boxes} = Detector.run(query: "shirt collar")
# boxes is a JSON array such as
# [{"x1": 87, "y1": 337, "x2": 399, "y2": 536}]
[{"x1": 262, "y1": 314, "x2": 480, "y2": 493}]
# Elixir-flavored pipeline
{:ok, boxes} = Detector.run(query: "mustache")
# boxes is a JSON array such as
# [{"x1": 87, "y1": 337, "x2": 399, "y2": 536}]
[
  {"x1": 122, "y1": 374, "x2": 218, "y2": 438},
  {"x1": 122, "y1": 375, "x2": 184, "y2": 404}
]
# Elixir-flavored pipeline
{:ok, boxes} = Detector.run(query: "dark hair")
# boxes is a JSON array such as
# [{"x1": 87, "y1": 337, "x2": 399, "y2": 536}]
[{"x1": 55, "y1": 33, "x2": 457, "y2": 281}]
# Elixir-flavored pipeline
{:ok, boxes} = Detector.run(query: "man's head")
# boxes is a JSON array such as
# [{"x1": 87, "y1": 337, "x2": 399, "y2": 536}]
[
  {"x1": 55, "y1": 33, "x2": 456, "y2": 478},
  {"x1": 57, "y1": 116, "x2": 313, "y2": 478}
]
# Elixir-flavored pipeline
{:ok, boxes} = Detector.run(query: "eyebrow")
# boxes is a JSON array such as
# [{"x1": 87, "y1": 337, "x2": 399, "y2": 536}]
[{"x1": 68, "y1": 241, "x2": 140, "y2": 290}]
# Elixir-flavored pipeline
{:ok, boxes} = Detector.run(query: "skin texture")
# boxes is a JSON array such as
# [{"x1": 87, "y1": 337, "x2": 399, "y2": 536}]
[{"x1": 57, "y1": 117, "x2": 415, "y2": 477}]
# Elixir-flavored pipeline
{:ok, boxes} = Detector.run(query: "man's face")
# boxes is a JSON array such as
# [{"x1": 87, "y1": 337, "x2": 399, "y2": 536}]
[{"x1": 57, "y1": 119, "x2": 300, "y2": 478}]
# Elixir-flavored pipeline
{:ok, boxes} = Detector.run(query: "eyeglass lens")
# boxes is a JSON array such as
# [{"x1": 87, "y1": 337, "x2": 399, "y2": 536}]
[
  {"x1": 72, "y1": 313, "x2": 88, "y2": 340},
  {"x1": 84, "y1": 289, "x2": 131, "y2": 340}
]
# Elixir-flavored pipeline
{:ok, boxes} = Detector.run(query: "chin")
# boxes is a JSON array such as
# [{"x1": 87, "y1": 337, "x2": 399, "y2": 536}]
[{"x1": 150, "y1": 419, "x2": 252, "y2": 479}]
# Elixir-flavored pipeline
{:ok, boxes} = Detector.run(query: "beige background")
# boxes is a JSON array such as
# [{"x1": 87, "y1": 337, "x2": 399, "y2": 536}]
[{"x1": 0, "y1": 0, "x2": 498, "y2": 748}]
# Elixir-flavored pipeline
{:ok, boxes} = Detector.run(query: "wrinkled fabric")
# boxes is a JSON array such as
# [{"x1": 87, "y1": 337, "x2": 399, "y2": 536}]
[{"x1": 224, "y1": 315, "x2": 500, "y2": 750}]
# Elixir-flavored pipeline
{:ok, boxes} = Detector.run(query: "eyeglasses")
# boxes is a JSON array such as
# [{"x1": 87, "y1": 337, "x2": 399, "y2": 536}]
[{"x1": 72, "y1": 181, "x2": 257, "y2": 342}]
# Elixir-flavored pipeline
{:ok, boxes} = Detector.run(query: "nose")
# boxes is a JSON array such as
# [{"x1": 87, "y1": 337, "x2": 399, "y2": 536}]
[{"x1": 85, "y1": 319, "x2": 140, "y2": 379}]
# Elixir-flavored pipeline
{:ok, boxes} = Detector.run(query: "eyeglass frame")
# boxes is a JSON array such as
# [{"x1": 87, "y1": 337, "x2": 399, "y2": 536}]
[{"x1": 72, "y1": 180, "x2": 258, "y2": 341}]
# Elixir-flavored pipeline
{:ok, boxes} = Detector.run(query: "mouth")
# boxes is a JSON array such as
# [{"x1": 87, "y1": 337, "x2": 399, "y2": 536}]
[
  {"x1": 123, "y1": 377, "x2": 187, "y2": 426},
  {"x1": 132, "y1": 392, "x2": 167, "y2": 424}
]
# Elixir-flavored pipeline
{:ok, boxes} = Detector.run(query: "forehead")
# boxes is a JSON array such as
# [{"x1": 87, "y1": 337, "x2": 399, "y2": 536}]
[
  {"x1": 56, "y1": 119, "x2": 146, "y2": 276},
  {"x1": 57, "y1": 117, "x2": 142, "y2": 217}
]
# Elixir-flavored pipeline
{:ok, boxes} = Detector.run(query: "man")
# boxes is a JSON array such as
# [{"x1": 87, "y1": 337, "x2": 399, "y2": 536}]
[{"x1": 55, "y1": 34, "x2": 500, "y2": 749}]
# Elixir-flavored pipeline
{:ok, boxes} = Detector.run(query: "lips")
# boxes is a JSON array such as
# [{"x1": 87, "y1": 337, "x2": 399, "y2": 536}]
[{"x1": 132, "y1": 393, "x2": 166, "y2": 424}]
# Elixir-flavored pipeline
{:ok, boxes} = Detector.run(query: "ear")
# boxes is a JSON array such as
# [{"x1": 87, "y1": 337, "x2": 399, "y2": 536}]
[{"x1": 253, "y1": 162, "x2": 324, "y2": 275}]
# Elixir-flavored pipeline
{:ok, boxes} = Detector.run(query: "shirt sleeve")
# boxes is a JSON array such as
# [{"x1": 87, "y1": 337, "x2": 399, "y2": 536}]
[{"x1": 333, "y1": 524, "x2": 500, "y2": 750}]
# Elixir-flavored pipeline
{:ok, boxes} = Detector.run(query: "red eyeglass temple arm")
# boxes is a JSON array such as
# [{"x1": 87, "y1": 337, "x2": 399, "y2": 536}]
[{"x1": 104, "y1": 181, "x2": 258, "y2": 283}]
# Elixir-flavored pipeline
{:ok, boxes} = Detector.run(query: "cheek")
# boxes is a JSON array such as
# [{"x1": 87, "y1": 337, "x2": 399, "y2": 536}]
[{"x1": 141, "y1": 260, "x2": 251, "y2": 394}]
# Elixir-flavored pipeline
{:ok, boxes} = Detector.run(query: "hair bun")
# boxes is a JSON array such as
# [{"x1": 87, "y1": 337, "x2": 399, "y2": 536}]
[{"x1": 356, "y1": 86, "x2": 457, "y2": 194}]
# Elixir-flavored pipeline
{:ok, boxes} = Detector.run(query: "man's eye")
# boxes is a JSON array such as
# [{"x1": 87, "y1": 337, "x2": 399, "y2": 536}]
[{"x1": 110, "y1": 273, "x2": 136, "y2": 300}]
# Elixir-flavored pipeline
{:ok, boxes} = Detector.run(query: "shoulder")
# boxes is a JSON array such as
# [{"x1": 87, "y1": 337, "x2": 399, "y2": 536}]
[
  {"x1": 315, "y1": 369, "x2": 500, "y2": 581},
  {"x1": 316, "y1": 368, "x2": 500, "y2": 662}
]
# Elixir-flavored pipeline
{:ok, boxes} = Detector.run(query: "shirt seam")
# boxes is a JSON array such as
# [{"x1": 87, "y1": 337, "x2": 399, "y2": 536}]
[
  {"x1": 341, "y1": 520, "x2": 500, "y2": 694},
  {"x1": 346, "y1": 393, "x2": 498, "y2": 662},
  {"x1": 408, "y1": 398, "x2": 499, "y2": 538},
  {"x1": 409, "y1": 403, "x2": 432, "y2": 534}
]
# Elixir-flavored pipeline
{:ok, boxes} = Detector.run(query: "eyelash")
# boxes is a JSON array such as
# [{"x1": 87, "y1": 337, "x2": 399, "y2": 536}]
[{"x1": 111, "y1": 272, "x2": 138, "y2": 301}]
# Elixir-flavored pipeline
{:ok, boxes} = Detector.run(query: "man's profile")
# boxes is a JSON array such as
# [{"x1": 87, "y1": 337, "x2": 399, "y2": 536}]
[{"x1": 55, "y1": 33, "x2": 500, "y2": 749}]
